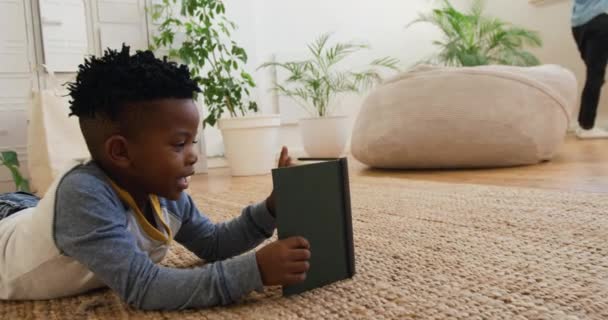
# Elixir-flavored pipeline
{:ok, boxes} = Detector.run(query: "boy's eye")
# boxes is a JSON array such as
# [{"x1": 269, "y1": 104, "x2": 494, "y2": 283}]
[{"x1": 173, "y1": 140, "x2": 197, "y2": 150}]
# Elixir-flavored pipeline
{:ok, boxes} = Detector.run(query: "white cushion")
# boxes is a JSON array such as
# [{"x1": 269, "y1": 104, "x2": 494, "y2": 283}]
[
  {"x1": 27, "y1": 90, "x2": 89, "y2": 195},
  {"x1": 351, "y1": 64, "x2": 577, "y2": 168}
]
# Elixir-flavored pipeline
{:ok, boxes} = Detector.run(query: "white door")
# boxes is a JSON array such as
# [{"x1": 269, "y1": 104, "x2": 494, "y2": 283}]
[
  {"x1": 97, "y1": 0, "x2": 148, "y2": 51},
  {"x1": 0, "y1": 0, "x2": 38, "y2": 192},
  {"x1": 39, "y1": 0, "x2": 89, "y2": 72}
]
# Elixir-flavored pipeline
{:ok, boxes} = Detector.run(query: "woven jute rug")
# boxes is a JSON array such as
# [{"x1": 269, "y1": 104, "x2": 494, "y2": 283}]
[{"x1": 1, "y1": 175, "x2": 607, "y2": 319}]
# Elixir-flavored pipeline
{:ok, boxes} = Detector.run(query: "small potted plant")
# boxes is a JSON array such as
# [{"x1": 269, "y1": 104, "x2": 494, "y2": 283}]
[
  {"x1": 259, "y1": 33, "x2": 399, "y2": 158},
  {"x1": 151, "y1": 0, "x2": 280, "y2": 176}
]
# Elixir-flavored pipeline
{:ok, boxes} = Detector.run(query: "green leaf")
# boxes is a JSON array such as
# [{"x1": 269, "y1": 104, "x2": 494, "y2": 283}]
[
  {"x1": 1, "y1": 151, "x2": 19, "y2": 167},
  {"x1": 241, "y1": 71, "x2": 255, "y2": 86},
  {"x1": 0, "y1": 151, "x2": 30, "y2": 192},
  {"x1": 370, "y1": 56, "x2": 400, "y2": 70}
]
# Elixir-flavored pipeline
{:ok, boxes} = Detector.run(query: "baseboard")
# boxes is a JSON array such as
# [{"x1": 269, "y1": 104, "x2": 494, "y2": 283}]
[
  {"x1": 568, "y1": 116, "x2": 608, "y2": 132},
  {"x1": 567, "y1": 125, "x2": 576, "y2": 133},
  {"x1": 207, "y1": 156, "x2": 229, "y2": 169}
]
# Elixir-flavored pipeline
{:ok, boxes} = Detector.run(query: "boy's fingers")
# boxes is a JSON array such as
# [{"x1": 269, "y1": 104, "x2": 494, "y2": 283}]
[
  {"x1": 284, "y1": 272, "x2": 307, "y2": 285},
  {"x1": 287, "y1": 261, "x2": 310, "y2": 273},
  {"x1": 279, "y1": 146, "x2": 287, "y2": 162},
  {"x1": 288, "y1": 249, "x2": 311, "y2": 261},
  {"x1": 285, "y1": 236, "x2": 310, "y2": 249},
  {"x1": 278, "y1": 146, "x2": 292, "y2": 167}
]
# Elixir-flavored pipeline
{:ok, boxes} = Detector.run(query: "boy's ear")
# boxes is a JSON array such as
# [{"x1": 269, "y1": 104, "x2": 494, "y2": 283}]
[{"x1": 105, "y1": 135, "x2": 131, "y2": 169}]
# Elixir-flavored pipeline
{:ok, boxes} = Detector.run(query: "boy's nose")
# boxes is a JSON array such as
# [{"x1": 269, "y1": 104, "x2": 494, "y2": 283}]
[
  {"x1": 186, "y1": 148, "x2": 198, "y2": 166},
  {"x1": 188, "y1": 153, "x2": 198, "y2": 166}
]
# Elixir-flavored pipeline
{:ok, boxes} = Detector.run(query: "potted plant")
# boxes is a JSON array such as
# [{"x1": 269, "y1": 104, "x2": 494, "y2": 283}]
[
  {"x1": 409, "y1": 0, "x2": 542, "y2": 67},
  {"x1": 1, "y1": 151, "x2": 30, "y2": 192},
  {"x1": 259, "y1": 33, "x2": 399, "y2": 158},
  {"x1": 151, "y1": 0, "x2": 280, "y2": 176}
]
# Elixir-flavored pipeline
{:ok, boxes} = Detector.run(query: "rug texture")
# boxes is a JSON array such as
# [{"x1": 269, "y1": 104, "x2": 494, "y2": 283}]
[{"x1": 1, "y1": 175, "x2": 606, "y2": 319}]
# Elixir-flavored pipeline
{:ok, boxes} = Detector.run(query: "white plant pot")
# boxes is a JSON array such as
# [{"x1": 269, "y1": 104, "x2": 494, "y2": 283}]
[
  {"x1": 299, "y1": 116, "x2": 349, "y2": 158},
  {"x1": 219, "y1": 115, "x2": 280, "y2": 176}
]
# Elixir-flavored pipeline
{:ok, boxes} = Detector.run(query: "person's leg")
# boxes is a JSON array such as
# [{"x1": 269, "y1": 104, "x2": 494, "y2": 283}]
[
  {"x1": 578, "y1": 14, "x2": 608, "y2": 130},
  {"x1": 0, "y1": 192, "x2": 40, "y2": 220}
]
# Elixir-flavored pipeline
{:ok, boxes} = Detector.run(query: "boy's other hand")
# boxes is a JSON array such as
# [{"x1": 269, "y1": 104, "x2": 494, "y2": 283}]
[
  {"x1": 256, "y1": 236, "x2": 311, "y2": 286},
  {"x1": 277, "y1": 146, "x2": 292, "y2": 167},
  {"x1": 265, "y1": 146, "x2": 292, "y2": 216}
]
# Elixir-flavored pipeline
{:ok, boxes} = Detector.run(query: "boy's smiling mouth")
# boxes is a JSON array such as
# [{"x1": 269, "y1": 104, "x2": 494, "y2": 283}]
[{"x1": 177, "y1": 172, "x2": 195, "y2": 190}]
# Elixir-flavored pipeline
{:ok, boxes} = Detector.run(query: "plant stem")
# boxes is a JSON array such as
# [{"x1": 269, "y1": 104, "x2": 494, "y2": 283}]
[{"x1": 224, "y1": 95, "x2": 236, "y2": 117}]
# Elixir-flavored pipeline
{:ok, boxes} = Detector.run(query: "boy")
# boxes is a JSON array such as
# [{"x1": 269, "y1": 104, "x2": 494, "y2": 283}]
[
  {"x1": 571, "y1": 0, "x2": 608, "y2": 138},
  {"x1": 0, "y1": 46, "x2": 311, "y2": 310}
]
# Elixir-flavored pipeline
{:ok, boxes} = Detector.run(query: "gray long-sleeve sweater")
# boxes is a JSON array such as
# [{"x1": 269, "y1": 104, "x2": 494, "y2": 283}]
[{"x1": 0, "y1": 162, "x2": 275, "y2": 310}]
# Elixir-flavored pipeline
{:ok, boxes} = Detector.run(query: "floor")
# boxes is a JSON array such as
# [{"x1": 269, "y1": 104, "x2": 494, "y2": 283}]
[{"x1": 190, "y1": 135, "x2": 608, "y2": 194}]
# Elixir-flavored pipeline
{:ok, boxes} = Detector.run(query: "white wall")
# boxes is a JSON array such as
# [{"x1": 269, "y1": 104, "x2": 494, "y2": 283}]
[{"x1": 452, "y1": 0, "x2": 606, "y2": 127}]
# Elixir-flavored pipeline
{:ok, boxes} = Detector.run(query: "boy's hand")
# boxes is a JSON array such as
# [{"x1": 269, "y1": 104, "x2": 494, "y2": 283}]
[
  {"x1": 256, "y1": 236, "x2": 311, "y2": 286},
  {"x1": 276, "y1": 146, "x2": 293, "y2": 168},
  {"x1": 265, "y1": 146, "x2": 292, "y2": 217}
]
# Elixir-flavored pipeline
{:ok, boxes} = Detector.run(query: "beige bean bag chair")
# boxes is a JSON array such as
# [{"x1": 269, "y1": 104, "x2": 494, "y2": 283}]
[{"x1": 351, "y1": 64, "x2": 577, "y2": 169}]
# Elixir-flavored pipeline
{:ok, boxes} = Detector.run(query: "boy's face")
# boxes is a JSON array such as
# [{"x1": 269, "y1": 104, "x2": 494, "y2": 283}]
[{"x1": 126, "y1": 98, "x2": 200, "y2": 200}]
